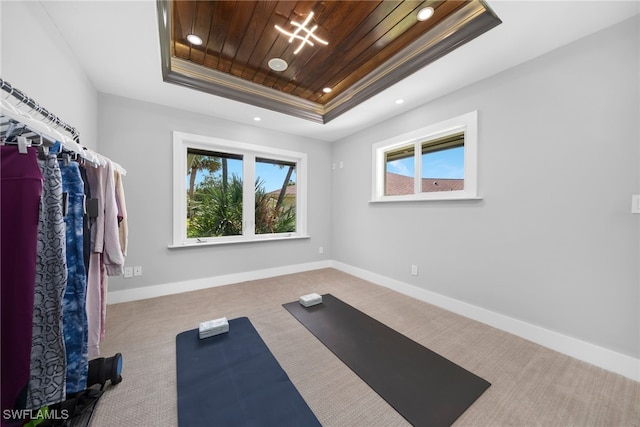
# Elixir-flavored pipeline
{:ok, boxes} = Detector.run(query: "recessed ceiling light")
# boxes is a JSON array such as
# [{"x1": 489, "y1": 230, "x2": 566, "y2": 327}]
[
  {"x1": 253, "y1": 117, "x2": 261, "y2": 121},
  {"x1": 268, "y1": 58, "x2": 288, "y2": 72},
  {"x1": 322, "y1": 87, "x2": 332, "y2": 93},
  {"x1": 417, "y1": 7, "x2": 434, "y2": 22},
  {"x1": 395, "y1": 99, "x2": 405, "y2": 105},
  {"x1": 186, "y1": 34, "x2": 203, "y2": 45}
]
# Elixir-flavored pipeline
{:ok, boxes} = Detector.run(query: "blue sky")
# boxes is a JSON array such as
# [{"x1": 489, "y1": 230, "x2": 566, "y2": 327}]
[
  {"x1": 387, "y1": 146, "x2": 464, "y2": 179},
  {"x1": 256, "y1": 161, "x2": 296, "y2": 192}
]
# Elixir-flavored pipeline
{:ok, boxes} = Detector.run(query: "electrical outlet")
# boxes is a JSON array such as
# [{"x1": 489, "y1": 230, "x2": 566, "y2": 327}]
[
  {"x1": 411, "y1": 265, "x2": 418, "y2": 276},
  {"x1": 319, "y1": 246, "x2": 324, "y2": 254},
  {"x1": 134, "y1": 266, "x2": 143, "y2": 277},
  {"x1": 124, "y1": 267, "x2": 133, "y2": 278}
]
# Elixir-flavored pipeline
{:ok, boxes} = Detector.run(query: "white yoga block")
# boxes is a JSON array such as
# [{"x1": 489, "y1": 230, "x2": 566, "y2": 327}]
[
  {"x1": 299, "y1": 293, "x2": 323, "y2": 307},
  {"x1": 199, "y1": 317, "x2": 229, "y2": 339}
]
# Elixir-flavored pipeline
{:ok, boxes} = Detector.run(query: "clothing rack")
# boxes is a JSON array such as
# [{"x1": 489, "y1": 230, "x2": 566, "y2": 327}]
[
  {"x1": 1, "y1": 79, "x2": 79, "y2": 143},
  {"x1": 0, "y1": 78, "x2": 126, "y2": 175}
]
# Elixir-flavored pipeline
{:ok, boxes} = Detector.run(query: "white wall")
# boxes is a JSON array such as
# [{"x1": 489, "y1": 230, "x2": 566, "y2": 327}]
[
  {"x1": 331, "y1": 16, "x2": 640, "y2": 360},
  {"x1": 0, "y1": 1, "x2": 98, "y2": 149},
  {"x1": 99, "y1": 94, "x2": 332, "y2": 295}
]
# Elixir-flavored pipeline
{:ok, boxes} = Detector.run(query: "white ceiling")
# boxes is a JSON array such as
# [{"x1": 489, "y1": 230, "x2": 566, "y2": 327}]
[{"x1": 41, "y1": 0, "x2": 639, "y2": 143}]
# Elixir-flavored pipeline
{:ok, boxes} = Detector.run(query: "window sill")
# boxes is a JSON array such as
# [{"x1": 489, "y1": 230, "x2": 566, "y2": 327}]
[
  {"x1": 369, "y1": 195, "x2": 483, "y2": 203},
  {"x1": 168, "y1": 234, "x2": 311, "y2": 249}
]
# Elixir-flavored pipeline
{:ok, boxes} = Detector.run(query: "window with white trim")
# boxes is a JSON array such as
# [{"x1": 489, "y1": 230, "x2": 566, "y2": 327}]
[
  {"x1": 172, "y1": 131, "x2": 307, "y2": 246},
  {"x1": 372, "y1": 111, "x2": 479, "y2": 202}
]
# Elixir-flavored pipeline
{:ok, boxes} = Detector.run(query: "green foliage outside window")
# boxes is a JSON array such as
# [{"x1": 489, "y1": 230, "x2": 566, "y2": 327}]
[
  {"x1": 188, "y1": 174, "x2": 244, "y2": 237},
  {"x1": 186, "y1": 154, "x2": 296, "y2": 238}
]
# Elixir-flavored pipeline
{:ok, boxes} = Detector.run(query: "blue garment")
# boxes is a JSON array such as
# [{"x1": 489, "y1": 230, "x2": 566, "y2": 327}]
[{"x1": 59, "y1": 161, "x2": 88, "y2": 393}]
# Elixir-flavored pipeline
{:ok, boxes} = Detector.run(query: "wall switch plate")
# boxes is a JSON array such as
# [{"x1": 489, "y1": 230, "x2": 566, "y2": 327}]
[
  {"x1": 124, "y1": 267, "x2": 133, "y2": 278},
  {"x1": 632, "y1": 195, "x2": 640, "y2": 214}
]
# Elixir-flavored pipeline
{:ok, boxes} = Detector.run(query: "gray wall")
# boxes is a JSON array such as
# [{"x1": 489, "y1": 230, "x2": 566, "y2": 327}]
[
  {"x1": 3, "y1": 0, "x2": 637, "y2": 361},
  {"x1": 331, "y1": 16, "x2": 639, "y2": 358},
  {"x1": 99, "y1": 94, "x2": 332, "y2": 294},
  {"x1": 0, "y1": 1, "x2": 98, "y2": 149}
]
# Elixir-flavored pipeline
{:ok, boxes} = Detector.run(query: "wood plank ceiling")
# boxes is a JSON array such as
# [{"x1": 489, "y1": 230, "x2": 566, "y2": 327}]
[{"x1": 157, "y1": 1, "x2": 501, "y2": 123}]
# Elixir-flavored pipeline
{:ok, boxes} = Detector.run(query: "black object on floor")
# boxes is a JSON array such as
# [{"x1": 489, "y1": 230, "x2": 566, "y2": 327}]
[
  {"x1": 176, "y1": 317, "x2": 321, "y2": 427},
  {"x1": 39, "y1": 353, "x2": 123, "y2": 427},
  {"x1": 283, "y1": 294, "x2": 491, "y2": 427}
]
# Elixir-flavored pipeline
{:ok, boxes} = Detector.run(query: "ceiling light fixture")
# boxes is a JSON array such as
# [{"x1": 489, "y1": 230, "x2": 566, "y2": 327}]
[
  {"x1": 322, "y1": 87, "x2": 332, "y2": 94},
  {"x1": 275, "y1": 12, "x2": 328, "y2": 54},
  {"x1": 253, "y1": 117, "x2": 261, "y2": 121},
  {"x1": 417, "y1": 7, "x2": 435, "y2": 22},
  {"x1": 268, "y1": 58, "x2": 288, "y2": 72},
  {"x1": 395, "y1": 99, "x2": 405, "y2": 105},
  {"x1": 186, "y1": 34, "x2": 203, "y2": 45}
]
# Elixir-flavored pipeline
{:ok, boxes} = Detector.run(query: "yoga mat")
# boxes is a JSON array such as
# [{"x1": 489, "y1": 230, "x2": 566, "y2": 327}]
[
  {"x1": 283, "y1": 294, "x2": 490, "y2": 427},
  {"x1": 176, "y1": 317, "x2": 320, "y2": 427}
]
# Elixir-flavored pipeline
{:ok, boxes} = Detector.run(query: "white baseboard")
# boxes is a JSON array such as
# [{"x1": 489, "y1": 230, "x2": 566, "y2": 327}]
[
  {"x1": 106, "y1": 258, "x2": 639, "y2": 382},
  {"x1": 107, "y1": 260, "x2": 332, "y2": 304},
  {"x1": 331, "y1": 261, "x2": 640, "y2": 382}
]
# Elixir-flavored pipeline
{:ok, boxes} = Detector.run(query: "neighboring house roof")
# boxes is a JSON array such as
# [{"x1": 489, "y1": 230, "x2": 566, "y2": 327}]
[
  {"x1": 267, "y1": 185, "x2": 296, "y2": 197},
  {"x1": 266, "y1": 173, "x2": 462, "y2": 197},
  {"x1": 385, "y1": 172, "x2": 463, "y2": 195}
]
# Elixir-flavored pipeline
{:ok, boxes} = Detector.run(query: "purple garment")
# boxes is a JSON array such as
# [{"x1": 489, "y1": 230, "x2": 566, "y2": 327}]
[{"x1": 1, "y1": 146, "x2": 43, "y2": 423}]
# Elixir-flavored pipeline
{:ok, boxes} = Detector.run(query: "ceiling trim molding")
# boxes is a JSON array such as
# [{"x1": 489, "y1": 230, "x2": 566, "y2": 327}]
[
  {"x1": 157, "y1": 0, "x2": 501, "y2": 124},
  {"x1": 322, "y1": 0, "x2": 501, "y2": 123},
  {"x1": 171, "y1": 58, "x2": 325, "y2": 123}
]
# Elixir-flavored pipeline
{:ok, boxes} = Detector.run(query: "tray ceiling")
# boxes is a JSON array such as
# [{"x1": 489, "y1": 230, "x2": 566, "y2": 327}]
[{"x1": 158, "y1": 0, "x2": 501, "y2": 123}]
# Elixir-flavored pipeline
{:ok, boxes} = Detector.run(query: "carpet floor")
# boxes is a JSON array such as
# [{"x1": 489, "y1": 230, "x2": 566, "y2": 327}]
[{"x1": 91, "y1": 268, "x2": 639, "y2": 426}]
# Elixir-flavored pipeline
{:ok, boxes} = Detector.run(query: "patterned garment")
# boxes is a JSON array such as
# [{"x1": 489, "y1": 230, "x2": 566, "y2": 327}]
[
  {"x1": 59, "y1": 161, "x2": 88, "y2": 394},
  {"x1": 27, "y1": 155, "x2": 68, "y2": 409}
]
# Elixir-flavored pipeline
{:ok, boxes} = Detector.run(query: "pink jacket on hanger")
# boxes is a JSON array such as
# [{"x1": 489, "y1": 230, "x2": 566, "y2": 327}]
[{"x1": 85, "y1": 160, "x2": 124, "y2": 275}]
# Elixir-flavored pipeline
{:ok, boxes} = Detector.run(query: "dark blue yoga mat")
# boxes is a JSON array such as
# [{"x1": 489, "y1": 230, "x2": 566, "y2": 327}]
[
  {"x1": 176, "y1": 317, "x2": 320, "y2": 427},
  {"x1": 284, "y1": 294, "x2": 491, "y2": 427}
]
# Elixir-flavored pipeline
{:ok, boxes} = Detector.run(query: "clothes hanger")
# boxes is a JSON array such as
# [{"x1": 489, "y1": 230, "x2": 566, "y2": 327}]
[{"x1": 1, "y1": 84, "x2": 126, "y2": 174}]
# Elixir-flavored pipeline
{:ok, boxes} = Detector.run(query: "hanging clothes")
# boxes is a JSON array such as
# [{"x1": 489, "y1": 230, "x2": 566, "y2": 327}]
[
  {"x1": 108, "y1": 170, "x2": 128, "y2": 341},
  {"x1": 86, "y1": 160, "x2": 124, "y2": 275},
  {"x1": 1, "y1": 81, "x2": 128, "y2": 425},
  {"x1": 0, "y1": 146, "x2": 43, "y2": 421},
  {"x1": 26, "y1": 153, "x2": 68, "y2": 410},
  {"x1": 86, "y1": 253, "x2": 103, "y2": 358},
  {"x1": 79, "y1": 167, "x2": 92, "y2": 276},
  {"x1": 85, "y1": 160, "x2": 124, "y2": 357},
  {"x1": 115, "y1": 170, "x2": 128, "y2": 257},
  {"x1": 59, "y1": 160, "x2": 89, "y2": 394}
]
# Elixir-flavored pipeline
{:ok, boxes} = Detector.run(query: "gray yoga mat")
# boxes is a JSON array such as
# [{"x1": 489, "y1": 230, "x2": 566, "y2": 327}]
[{"x1": 283, "y1": 294, "x2": 490, "y2": 427}]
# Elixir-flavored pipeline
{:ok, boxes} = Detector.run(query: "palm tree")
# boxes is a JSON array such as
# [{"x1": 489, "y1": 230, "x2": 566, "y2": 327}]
[
  {"x1": 255, "y1": 177, "x2": 295, "y2": 234},
  {"x1": 188, "y1": 174, "x2": 243, "y2": 237},
  {"x1": 187, "y1": 154, "x2": 221, "y2": 219},
  {"x1": 274, "y1": 164, "x2": 295, "y2": 211}
]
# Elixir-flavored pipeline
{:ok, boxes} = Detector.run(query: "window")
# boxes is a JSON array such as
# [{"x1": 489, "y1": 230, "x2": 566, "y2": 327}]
[
  {"x1": 172, "y1": 132, "x2": 307, "y2": 246},
  {"x1": 372, "y1": 111, "x2": 479, "y2": 202},
  {"x1": 186, "y1": 149, "x2": 244, "y2": 238}
]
